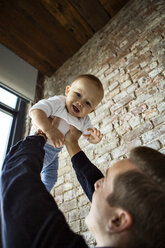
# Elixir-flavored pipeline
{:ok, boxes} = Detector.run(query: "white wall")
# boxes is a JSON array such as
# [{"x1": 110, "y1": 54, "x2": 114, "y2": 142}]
[{"x1": 0, "y1": 43, "x2": 38, "y2": 101}]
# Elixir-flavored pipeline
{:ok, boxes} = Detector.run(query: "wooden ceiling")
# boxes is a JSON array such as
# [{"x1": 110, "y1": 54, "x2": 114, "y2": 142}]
[{"x1": 0, "y1": 0, "x2": 129, "y2": 77}]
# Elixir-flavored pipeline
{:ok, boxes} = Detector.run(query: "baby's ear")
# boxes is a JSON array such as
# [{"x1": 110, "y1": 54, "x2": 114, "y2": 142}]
[{"x1": 65, "y1": 85, "x2": 71, "y2": 95}]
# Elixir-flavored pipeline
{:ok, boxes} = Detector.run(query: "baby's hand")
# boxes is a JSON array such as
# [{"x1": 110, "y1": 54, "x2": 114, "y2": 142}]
[
  {"x1": 83, "y1": 128, "x2": 103, "y2": 144},
  {"x1": 46, "y1": 127, "x2": 64, "y2": 148},
  {"x1": 46, "y1": 117, "x2": 64, "y2": 148}
]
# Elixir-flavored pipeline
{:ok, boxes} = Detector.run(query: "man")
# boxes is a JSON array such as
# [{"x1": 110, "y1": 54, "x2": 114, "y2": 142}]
[{"x1": 0, "y1": 127, "x2": 165, "y2": 248}]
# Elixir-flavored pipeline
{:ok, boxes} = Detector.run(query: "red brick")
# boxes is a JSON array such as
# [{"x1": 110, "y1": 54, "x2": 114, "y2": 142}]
[
  {"x1": 116, "y1": 122, "x2": 131, "y2": 135},
  {"x1": 152, "y1": 115, "x2": 165, "y2": 127},
  {"x1": 105, "y1": 87, "x2": 120, "y2": 101},
  {"x1": 119, "y1": 112, "x2": 134, "y2": 124},
  {"x1": 131, "y1": 104, "x2": 147, "y2": 115},
  {"x1": 111, "y1": 138, "x2": 142, "y2": 159},
  {"x1": 113, "y1": 91, "x2": 127, "y2": 103},
  {"x1": 123, "y1": 121, "x2": 153, "y2": 143},
  {"x1": 142, "y1": 124, "x2": 165, "y2": 143},
  {"x1": 55, "y1": 185, "x2": 63, "y2": 196},
  {"x1": 149, "y1": 66, "x2": 164, "y2": 78},
  {"x1": 108, "y1": 81, "x2": 119, "y2": 91},
  {"x1": 160, "y1": 135, "x2": 165, "y2": 146},
  {"x1": 143, "y1": 108, "x2": 159, "y2": 120},
  {"x1": 110, "y1": 93, "x2": 135, "y2": 112},
  {"x1": 60, "y1": 199, "x2": 77, "y2": 213},
  {"x1": 146, "y1": 140, "x2": 161, "y2": 150}
]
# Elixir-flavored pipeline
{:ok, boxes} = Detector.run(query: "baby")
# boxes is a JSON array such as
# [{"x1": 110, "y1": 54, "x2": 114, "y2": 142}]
[{"x1": 29, "y1": 74, "x2": 104, "y2": 191}]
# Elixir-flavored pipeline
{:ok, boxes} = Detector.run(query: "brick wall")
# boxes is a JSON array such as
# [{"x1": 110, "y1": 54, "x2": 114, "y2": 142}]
[{"x1": 39, "y1": 0, "x2": 165, "y2": 246}]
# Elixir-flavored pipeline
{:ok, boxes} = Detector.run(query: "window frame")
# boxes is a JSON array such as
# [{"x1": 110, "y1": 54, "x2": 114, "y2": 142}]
[{"x1": 0, "y1": 84, "x2": 28, "y2": 154}]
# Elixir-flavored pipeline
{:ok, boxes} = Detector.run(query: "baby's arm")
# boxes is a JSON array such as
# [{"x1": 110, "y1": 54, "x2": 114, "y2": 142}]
[
  {"x1": 30, "y1": 109, "x2": 64, "y2": 147},
  {"x1": 83, "y1": 128, "x2": 103, "y2": 144}
]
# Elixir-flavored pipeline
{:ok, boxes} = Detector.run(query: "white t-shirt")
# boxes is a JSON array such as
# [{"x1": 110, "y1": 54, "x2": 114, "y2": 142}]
[{"x1": 29, "y1": 95, "x2": 93, "y2": 146}]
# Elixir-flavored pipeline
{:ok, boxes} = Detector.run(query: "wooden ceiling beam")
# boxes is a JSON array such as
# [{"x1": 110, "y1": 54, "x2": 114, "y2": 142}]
[
  {"x1": 69, "y1": 0, "x2": 110, "y2": 32},
  {"x1": 0, "y1": 1, "x2": 65, "y2": 70},
  {"x1": 10, "y1": 0, "x2": 81, "y2": 57},
  {"x1": 99, "y1": 0, "x2": 129, "y2": 17},
  {"x1": 41, "y1": 0, "x2": 94, "y2": 45},
  {"x1": 0, "y1": 26, "x2": 54, "y2": 76},
  {"x1": 0, "y1": 0, "x2": 129, "y2": 77}
]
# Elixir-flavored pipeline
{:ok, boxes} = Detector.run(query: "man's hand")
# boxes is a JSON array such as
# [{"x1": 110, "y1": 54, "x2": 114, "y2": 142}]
[
  {"x1": 65, "y1": 126, "x2": 82, "y2": 158},
  {"x1": 83, "y1": 128, "x2": 103, "y2": 144},
  {"x1": 65, "y1": 125, "x2": 82, "y2": 143}
]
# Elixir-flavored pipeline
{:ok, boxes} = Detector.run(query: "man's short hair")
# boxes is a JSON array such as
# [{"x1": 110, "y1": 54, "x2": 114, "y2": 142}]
[
  {"x1": 107, "y1": 147, "x2": 165, "y2": 248},
  {"x1": 107, "y1": 170, "x2": 165, "y2": 248},
  {"x1": 129, "y1": 146, "x2": 165, "y2": 188}
]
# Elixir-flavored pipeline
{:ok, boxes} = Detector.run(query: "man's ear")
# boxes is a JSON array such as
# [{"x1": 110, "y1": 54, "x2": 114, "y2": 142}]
[
  {"x1": 65, "y1": 85, "x2": 71, "y2": 96},
  {"x1": 107, "y1": 209, "x2": 133, "y2": 233}
]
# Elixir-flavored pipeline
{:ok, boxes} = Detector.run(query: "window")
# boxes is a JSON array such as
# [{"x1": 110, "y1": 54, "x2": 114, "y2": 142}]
[{"x1": 0, "y1": 85, "x2": 28, "y2": 168}]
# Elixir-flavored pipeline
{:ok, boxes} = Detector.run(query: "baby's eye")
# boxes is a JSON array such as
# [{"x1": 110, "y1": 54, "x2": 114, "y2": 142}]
[
  {"x1": 76, "y1": 92, "x2": 81, "y2": 97},
  {"x1": 86, "y1": 101, "x2": 91, "y2": 107}
]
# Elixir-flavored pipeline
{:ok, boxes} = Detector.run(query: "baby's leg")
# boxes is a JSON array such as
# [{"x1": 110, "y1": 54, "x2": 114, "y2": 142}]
[{"x1": 41, "y1": 144, "x2": 62, "y2": 192}]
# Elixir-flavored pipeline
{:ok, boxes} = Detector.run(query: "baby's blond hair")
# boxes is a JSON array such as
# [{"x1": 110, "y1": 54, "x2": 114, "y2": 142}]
[{"x1": 73, "y1": 74, "x2": 104, "y2": 98}]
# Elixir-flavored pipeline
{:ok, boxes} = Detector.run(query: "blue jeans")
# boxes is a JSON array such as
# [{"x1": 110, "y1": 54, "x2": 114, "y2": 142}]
[{"x1": 41, "y1": 144, "x2": 62, "y2": 192}]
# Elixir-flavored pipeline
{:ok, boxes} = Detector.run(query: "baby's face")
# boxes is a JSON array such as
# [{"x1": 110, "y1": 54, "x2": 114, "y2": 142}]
[{"x1": 65, "y1": 78, "x2": 103, "y2": 118}]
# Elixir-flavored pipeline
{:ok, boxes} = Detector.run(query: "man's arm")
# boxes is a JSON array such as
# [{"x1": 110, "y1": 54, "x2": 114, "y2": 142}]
[
  {"x1": 0, "y1": 136, "x2": 88, "y2": 248},
  {"x1": 65, "y1": 127, "x2": 104, "y2": 202}
]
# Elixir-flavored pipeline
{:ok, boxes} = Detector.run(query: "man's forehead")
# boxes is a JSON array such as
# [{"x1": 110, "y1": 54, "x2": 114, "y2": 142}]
[
  {"x1": 107, "y1": 159, "x2": 137, "y2": 175},
  {"x1": 105, "y1": 159, "x2": 138, "y2": 193},
  {"x1": 114, "y1": 158, "x2": 136, "y2": 167}
]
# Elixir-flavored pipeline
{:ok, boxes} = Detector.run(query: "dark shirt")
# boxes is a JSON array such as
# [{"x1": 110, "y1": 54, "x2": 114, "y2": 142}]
[
  {"x1": 71, "y1": 150, "x2": 104, "y2": 202},
  {"x1": 0, "y1": 136, "x2": 114, "y2": 248}
]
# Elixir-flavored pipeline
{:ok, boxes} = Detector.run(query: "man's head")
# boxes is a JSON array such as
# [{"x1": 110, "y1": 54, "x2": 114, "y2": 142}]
[
  {"x1": 65, "y1": 74, "x2": 104, "y2": 118},
  {"x1": 129, "y1": 146, "x2": 165, "y2": 188},
  {"x1": 85, "y1": 146, "x2": 165, "y2": 247}
]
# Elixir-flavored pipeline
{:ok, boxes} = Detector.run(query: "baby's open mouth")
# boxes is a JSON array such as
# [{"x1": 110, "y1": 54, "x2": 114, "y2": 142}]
[{"x1": 72, "y1": 105, "x2": 80, "y2": 113}]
